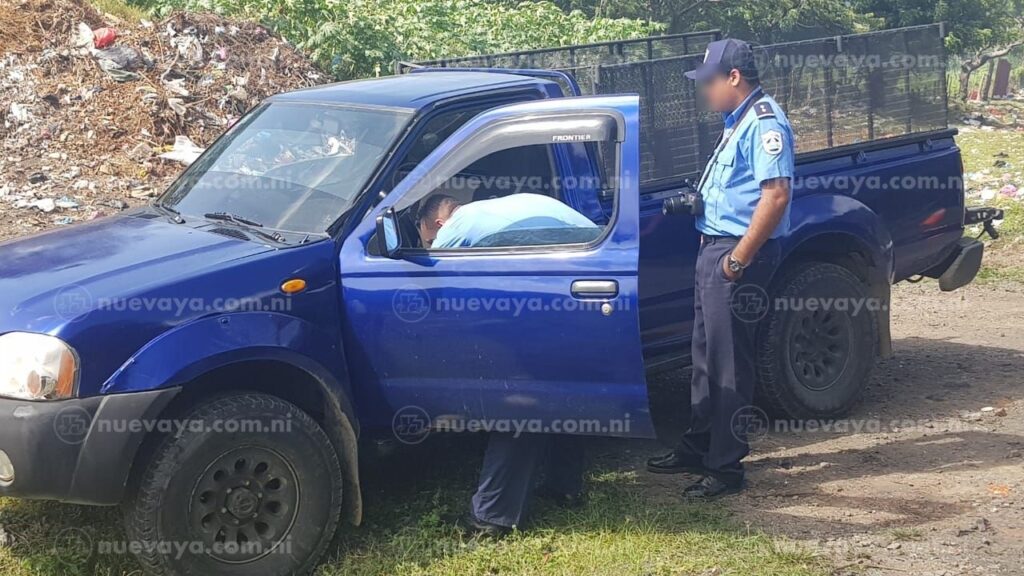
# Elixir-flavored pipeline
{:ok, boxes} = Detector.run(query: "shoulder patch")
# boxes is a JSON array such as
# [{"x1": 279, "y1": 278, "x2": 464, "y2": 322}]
[
  {"x1": 754, "y1": 101, "x2": 775, "y2": 119},
  {"x1": 761, "y1": 130, "x2": 784, "y2": 155}
]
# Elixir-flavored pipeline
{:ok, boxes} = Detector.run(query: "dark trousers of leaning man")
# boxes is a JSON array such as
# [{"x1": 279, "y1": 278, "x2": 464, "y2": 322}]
[
  {"x1": 678, "y1": 235, "x2": 780, "y2": 487},
  {"x1": 471, "y1": 433, "x2": 585, "y2": 530}
]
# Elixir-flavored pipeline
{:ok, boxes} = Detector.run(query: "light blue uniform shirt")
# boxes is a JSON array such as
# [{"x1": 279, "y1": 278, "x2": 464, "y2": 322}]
[
  {"x1": 696, "y1": 88, "x2": 795, "y2": 238},
  {"x1": 434, "y1": 193, "x2": 598, "y2": 248}
]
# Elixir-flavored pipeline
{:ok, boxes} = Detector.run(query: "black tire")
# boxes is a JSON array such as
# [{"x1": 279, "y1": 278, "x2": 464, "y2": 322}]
[
  {"x1": 757, "y1": 262, "x2": 878, "y2": 419},
  {"x1": 124, "y1": 393, "x2": 343, "y2": 576}
]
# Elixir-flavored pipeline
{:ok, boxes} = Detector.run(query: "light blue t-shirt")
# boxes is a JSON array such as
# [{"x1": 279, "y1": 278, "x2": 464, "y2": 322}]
[
  {"x1": 434, "y1": 193, "x2": 598, "y2": 248},
  {"x1": 696, "y1": 88, "x2": 795, "y2": 238}
]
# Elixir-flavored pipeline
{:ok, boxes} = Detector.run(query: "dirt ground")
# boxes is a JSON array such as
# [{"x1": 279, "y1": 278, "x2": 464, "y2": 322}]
[{"x1": 628, "y1": 279, "x2": 1024, "y2": 575}]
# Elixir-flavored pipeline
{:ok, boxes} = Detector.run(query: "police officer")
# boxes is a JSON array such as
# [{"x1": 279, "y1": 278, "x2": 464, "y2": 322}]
[{"x1": 647, "y1": 39, "x2": 795, "y2": 499}]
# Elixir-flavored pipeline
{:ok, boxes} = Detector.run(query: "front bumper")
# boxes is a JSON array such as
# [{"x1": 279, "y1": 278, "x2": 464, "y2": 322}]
[{"x1": 0, "y1": 388, "x2": 178, "y2": 505}]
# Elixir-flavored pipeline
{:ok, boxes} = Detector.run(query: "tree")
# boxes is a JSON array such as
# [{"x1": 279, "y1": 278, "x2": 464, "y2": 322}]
[
  {"x1": 549, "y1": 0, "x2": 882, "y2": 42},
  {"x1": 857, "y1": 0, "x2": 1024, "y2": 101}
]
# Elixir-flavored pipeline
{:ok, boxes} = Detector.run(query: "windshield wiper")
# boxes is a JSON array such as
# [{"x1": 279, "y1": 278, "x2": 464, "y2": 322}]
[
  {"x1": 154, "y1": 201, "x2": 185, "y2": 224},
  {"x1": 203, "y1": 212, "x2": 288, "y2": 244},
  {"x1": 204, "y1": 211, "x2": 264, "y2": 227}
]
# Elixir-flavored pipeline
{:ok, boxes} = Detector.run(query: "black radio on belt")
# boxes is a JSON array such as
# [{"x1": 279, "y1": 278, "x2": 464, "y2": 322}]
[{"x1": 663, "y1": 179, "x2": 704, "y2": 216}]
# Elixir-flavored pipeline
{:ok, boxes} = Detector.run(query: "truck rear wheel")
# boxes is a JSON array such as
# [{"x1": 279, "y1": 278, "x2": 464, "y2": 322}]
[
  {"x1": 757, "y1": 262, "x2": 877, "y2": 419},
  {"x1": 124, "y1": 393, "x2": 343, "y2": 576}
]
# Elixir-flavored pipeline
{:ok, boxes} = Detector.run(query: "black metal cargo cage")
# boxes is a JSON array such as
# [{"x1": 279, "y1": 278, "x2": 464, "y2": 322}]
[{"x1": 400, "y1": 24, "x2": 950, "y2": 190}]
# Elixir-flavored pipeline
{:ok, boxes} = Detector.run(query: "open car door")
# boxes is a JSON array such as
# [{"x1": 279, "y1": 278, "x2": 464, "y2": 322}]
[{"x1": 340, "y1": 95, "x2": 655, "y2": 440}]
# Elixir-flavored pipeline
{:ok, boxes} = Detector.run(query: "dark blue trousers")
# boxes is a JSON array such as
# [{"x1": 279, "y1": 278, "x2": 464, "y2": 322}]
[
  {"x1": 471, "y1": 433, "x2": 584, "y2": 528},
  {"x1": 677, "y1": 236, "x2": 780, "y2": 486}
]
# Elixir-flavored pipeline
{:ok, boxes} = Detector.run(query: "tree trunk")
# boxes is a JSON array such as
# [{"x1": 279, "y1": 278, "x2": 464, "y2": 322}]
[{"x1": 958, "y1": 69, "x2": 972, "y2": 102}]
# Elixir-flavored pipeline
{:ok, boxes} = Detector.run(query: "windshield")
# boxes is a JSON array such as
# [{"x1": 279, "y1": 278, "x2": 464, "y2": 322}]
[{"x1": 160, "y1": 102, "x2": 412, "y2": 234}]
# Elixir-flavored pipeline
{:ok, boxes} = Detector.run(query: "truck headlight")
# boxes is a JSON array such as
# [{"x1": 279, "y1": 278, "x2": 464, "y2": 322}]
[{"x1": 0, "y1": 333, "x2": 79, "y2": 400}]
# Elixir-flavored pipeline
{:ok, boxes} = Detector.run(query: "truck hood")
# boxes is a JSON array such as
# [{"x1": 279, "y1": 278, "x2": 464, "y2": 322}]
[{"x1": 0, "y1": 212, "x2": 271, "y2": 333}]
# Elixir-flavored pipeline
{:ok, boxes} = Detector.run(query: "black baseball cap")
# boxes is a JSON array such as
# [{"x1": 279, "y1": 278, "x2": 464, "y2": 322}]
[{"x1": 685, "y1": 38, "x2": 758, "y2": 82}]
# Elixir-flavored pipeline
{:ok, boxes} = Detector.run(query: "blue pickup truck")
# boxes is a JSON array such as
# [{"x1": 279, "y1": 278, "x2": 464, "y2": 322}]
[{"x1": 0, "y1": 24, "x2": 1001, "y2": 576}]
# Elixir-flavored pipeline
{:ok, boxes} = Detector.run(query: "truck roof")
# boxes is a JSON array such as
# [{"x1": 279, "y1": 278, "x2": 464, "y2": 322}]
[{"x1": 271, "y1": 71, "x2": 553, "y2": 110}]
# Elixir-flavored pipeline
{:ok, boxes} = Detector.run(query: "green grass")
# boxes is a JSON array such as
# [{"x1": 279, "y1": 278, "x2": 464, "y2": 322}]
[
  {"x1": 957, "y1": 128, "x2": 1024, "y2": 286},
  {"x1": 887, "y1": 528, "x2": 924, "y2": 542},
  {"x1": 957, "y1": 128, "x2": 1024, "y2": 243},
  {"x1": 88, "y1": 0, "x2": 149, "y2": 22},
  {"x1": 0, "y1": 439, "x2": 827, "y2": 576},
  {"x1": 975, "y1": 264, "x2": 1024, "y2": 285}
]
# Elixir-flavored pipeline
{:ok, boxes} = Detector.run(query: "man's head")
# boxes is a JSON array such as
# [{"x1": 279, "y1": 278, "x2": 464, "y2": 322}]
[
  {"x1": 686, "y1": 38, "x2": 760, "y2": 113},
  {"x1": 417, "y1": 194, "x2": 462, "y2": 247}
]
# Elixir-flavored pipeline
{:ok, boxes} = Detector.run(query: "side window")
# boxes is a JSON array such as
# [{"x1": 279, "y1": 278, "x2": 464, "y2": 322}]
[
  {"x1": 408, "y1": 143, "x2": 610, "y2": 250},
  {"x1": 385, "y1": 108, "x2": 483, "y2": 194}
]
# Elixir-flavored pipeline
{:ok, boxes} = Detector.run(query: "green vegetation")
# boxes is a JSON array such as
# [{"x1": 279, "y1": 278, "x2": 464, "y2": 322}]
[
  {"x1": 126, "y1": 0, "x2": 661, "y2": 79},
  {"x1": 976, "y1": 264, "x2": 1024, "y2": 285},
  {"x1": 957, "y1": 128, "x2": 1024, "y2": 285},
  {"x1": 887, "y1": 527, "x2": 924, "y2": 542},
  {"x1": 958, "y1": 128, "x2": 1024, "y2": 243},
  {"x1": 90, "y1": 0, "x2": 148, "y2": 21},
  {"x1": 0, "y1": 439, "x2": 827, "y2": 575}
]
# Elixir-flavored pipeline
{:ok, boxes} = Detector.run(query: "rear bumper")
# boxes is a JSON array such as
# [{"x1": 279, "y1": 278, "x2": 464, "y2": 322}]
[
  {"x1": 0, "y1": 388, "x2": 178, "y2": 505},
  {"x1": 928, "y1": 237, "x2": 984, "y2": 292}
]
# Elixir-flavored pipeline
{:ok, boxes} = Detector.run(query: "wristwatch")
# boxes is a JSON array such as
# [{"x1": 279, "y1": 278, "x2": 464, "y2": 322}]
[{"x1": 727, "y1": 254, "x2": 747, "y2": 274}]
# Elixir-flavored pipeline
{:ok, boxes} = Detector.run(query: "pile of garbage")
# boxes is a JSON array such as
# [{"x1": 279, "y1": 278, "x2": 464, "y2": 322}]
[
  {"x1": 0, "y1": 0, "x2": 325, "y2": 241},
  {"x1": 964, "y1": 144, "x2": 1024, "y2": 209},
  {"x1": 960, "y1": 98, "x2": 1024, "y2": 131}
]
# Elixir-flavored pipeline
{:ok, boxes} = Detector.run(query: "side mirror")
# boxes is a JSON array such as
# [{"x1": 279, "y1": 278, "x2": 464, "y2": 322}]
[{"x1": 375, "y1": 207, "x2": 402, "y2": 259}]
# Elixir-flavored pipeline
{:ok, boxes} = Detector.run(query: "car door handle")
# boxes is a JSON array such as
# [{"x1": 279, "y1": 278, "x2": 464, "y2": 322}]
[{"x1": 571, "y1": 280, "x2": 618, "y2": 299}]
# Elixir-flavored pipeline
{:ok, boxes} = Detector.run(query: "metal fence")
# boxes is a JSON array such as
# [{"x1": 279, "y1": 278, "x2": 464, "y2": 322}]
[
  {"x1": 396, "y1": 30, "x2": 721, "y2": 73},
  {"x1": 407, "y1": 24, "x2": 949, "y2": 187}
]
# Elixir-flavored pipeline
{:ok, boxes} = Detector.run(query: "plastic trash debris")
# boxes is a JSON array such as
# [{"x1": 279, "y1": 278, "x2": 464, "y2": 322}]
[
  {"x1": 96, "y1": 46, "x2": 145, "y2": 69},
  {"x1": 95, "y1": 46, "x2": 145, "y2": 82},
  {"x1": 55, "y1": 197, "x2": 79, "y2": 210},
  {"x1": 30, "y1": 198, "x2": 56, "y2": 213},
  {"x1": 97, "y1": 61, "x2": 140, "y2": 82},
  {"x1": 74, "y1": 22, "x2": 94, "y2": 49},
  {"x1": 93, "y1": 27, "x2": 117, "y2": 49},
  {"x1": 171, "y1": 35, "x2": 203, "y2": 63},
  {"x1": 9, "y1": 103, "x2": 32, "y2": 124},
  {"x1": 999, "y1": 184, "x2": 1019, "y2": 198},
  {"x1": 226, "y1": 87, "x2": 248, "y2": 102},
  {"x1": 167, "y1": 98, "x2": 187, "y2": 116},
  {"x1": 979, "y1": 188, "x2": 997, "y2": 201},
  {"x1": 162, "y1": 77, "x2": 190, "y2": 97},
  {"x1": 159, "y1": 136, "x2": 205, "y2": 165}
]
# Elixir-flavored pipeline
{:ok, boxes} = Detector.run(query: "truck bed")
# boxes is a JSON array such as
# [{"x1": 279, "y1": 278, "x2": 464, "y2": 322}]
[{"x1": 407, "y1": 24, "x2": 950, "y2": 192}]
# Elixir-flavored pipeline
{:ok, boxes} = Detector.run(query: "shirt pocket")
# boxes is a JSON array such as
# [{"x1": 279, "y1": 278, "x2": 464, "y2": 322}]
[{"x1": 712, "y1": 145, "x2": 736, "y2": 190}]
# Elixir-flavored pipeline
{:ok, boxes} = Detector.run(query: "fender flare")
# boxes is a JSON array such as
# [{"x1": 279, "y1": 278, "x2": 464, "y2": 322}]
[
  {"x1": 783, "y1": 193, "x2": 894, "y2": 281},
  {"x1": 102, "y1": 312, "x2": 364, "y2": 524}
]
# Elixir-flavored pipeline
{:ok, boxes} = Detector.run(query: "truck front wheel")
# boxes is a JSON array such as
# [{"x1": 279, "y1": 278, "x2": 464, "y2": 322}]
[
  {"x1": 124, "y1": 393, "x2": 343, "y2": 576},
  {"x1": 757, "y1": 262, "x2": 878, "y2": 419}
]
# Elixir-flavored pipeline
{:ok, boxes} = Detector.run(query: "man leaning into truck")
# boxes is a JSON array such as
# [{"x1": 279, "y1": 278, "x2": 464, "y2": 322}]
[{"x1": 647, "y1": 39, "x2": 795, "y2": 499}]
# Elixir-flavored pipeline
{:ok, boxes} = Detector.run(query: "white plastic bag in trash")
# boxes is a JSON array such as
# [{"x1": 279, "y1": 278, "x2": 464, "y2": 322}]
[{"x1": 159, "y1": 136, "x2": 205, "y2": 165}]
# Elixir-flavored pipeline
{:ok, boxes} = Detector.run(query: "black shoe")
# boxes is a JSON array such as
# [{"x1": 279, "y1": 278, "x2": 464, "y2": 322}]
[
  {"x1": 535, "y1": 485, "x2": 586, "y2": 509},
  {"x1": 646, "y1": 451, "x2": 706, "y2": 475},
  {"x1": 682, "y1": 475, "x2": 743, "y2": 500},
  {"x1": 461, "y1": 512, "x2": 512, "y2": 538}
]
